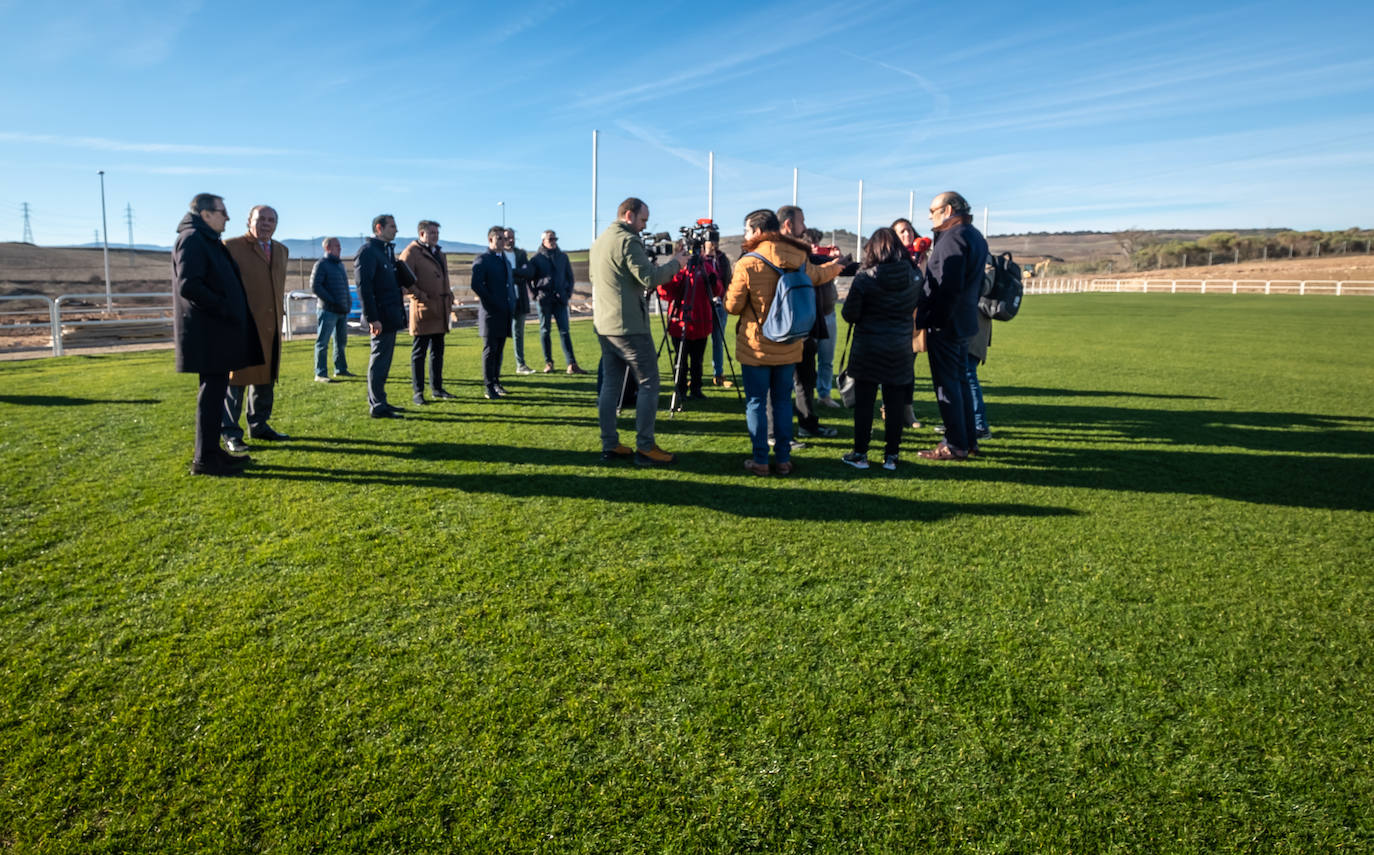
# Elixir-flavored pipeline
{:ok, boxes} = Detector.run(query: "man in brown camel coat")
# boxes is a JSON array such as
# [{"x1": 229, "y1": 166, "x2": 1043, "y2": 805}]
[
  {"x1": 222, "y1": 204, "x2": 290, "y2": 451},
  {"x1": 398, "y1": 219, "x2": 456, "y2": 403}
]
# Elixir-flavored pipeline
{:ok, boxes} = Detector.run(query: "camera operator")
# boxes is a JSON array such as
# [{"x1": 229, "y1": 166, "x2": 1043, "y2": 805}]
[
  {"x1": 703, "y1": 236, "x2": 734, "y2": 388},
  {"x1": 657, "y1": 226, "x2": 723, "y2": 405},
  {"x1": 590, "y1": 197, "x2": 689, "y2": 466}
]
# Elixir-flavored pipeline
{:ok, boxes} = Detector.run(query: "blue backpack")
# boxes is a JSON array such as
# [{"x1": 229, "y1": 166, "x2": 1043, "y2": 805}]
[{"x1": 743, "y1": 252, "x2": 816, "y2": 343}]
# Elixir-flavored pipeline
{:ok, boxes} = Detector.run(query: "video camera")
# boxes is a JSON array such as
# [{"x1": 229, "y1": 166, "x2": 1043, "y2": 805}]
[
  {"x1": 640, "y1": 230, "x2": 675, "y2": 262},
  {"x1": 679, "y1": 218, "x2": 719, "y2": 257}
]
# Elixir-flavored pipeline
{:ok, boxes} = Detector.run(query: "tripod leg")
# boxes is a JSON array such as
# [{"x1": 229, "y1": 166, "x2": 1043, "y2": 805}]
[
  {"x1": 616, "y1": 364, "x2": 630, "y2": 416},
  {"x1": 712, "y1": 301, "x2": 743, "y2": 401}
]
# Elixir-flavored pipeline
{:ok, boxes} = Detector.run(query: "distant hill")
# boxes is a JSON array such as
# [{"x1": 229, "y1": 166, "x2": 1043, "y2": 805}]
[{"x1": 57, "y1": 236, "x2": 488, "y2": 257}]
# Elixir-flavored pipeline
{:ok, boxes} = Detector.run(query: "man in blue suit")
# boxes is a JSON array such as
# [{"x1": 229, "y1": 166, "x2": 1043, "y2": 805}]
[{"x1": 470, "y1": 226, "x2": 519, "y2": 398}]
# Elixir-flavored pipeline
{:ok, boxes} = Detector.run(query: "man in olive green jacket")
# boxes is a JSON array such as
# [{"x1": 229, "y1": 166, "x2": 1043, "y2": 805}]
[{"x1": 591, "y1": 197, "x2": 688, "y2": 466}]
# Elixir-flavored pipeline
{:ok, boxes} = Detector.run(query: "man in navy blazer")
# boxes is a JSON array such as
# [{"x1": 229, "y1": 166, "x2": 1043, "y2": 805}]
[{"x1": 470, "y1": 226, "x2": 519, "y2": 398}]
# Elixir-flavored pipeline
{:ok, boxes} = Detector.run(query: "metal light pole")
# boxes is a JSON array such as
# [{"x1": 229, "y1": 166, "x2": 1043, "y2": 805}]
[
  {"x1": 592, "y1": 129, "x2": 599, "y2": 244},
  {"x1": 792, "y1": 167, "x2": 798, "y2": 206},
  {"x1": 498, "y1": 201, "x2": 505, "y2": 228},
  {"x1": 909, "y1": 190, "x2": 915, "y2": 223},
  {"x1": 855, "y1": 180, "x2": 864, "y2": 258},
  {"x1": 707, "y1": 151, "x2": 714, "y2": 221},
  {"x1": 98, "y1": 171, "x2": 112, "y2": 313}
]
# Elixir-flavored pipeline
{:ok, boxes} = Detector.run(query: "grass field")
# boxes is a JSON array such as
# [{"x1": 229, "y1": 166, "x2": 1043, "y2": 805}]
[{"x1": 1, "y1": 295, "x2": 1371, "y2": 853}]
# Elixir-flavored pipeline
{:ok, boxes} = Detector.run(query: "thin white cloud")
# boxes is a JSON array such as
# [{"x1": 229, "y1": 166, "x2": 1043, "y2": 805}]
[{"x1": 0, "y1": 132, "x2": 300, "y2": 158}]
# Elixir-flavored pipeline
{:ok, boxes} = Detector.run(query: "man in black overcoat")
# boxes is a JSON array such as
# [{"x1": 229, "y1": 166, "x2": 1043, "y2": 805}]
[
  {"x1": 172, "y1": 193, "x2": 264, "y2": 476},
  {"x1": 470, "y1": 226, "x2": 518, "y2": 398}
]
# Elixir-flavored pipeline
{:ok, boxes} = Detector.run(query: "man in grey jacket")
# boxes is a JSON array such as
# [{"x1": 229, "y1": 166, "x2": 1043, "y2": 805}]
[
  {"x1": 590, "y1": 197, "x2": 687, "y2": 466},
  {"x1": 310, "y1": 237, "x2": 353, "y2": 381}
]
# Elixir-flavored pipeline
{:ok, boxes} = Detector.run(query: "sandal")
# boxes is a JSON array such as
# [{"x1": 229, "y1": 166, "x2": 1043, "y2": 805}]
[{"x1": 917, "y1": 442, "x2": 968, "y2": 461}]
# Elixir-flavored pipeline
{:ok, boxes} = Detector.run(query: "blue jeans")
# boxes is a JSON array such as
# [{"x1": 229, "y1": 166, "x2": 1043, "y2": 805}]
[
  {"x1": 742, "y1": 363, "x2": 794, "y2": 465},
  {"x1": 710, "y1": 302, "x2": 728, "y2": 377},
  {"x1": 315, "y1": 310, "x2": 348, "y2": 377},
  {"x1": 816, "y1": 310, "x2": 837, "y2": 397},
  {"x1": 538, "y1": 301, "x2": 576, "y2": 365},
  {"x1": 511, "y1": 311, "x2": 529, "y2": 367},
  {"x1": 966, "y1": 353, "x2": 987, "y2": 434}
]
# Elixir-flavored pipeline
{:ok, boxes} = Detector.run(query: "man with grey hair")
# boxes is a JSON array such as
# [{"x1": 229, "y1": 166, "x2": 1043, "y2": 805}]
[
  {"x1": 222, "y1": 204, "x2": 290, "y2": 450},
  {"x1": 310, "y1": 236, "x2": 353, "y2": 382},
  {"x1": 173, "y1": 193, "x2": 261, "y2": 475},
  {"x1": 916, "y1": 191, "x2": 988, "y2": 460}
]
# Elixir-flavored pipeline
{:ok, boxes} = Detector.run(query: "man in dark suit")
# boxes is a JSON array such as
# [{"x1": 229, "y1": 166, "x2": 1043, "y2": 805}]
[
  {"x1": 356, "y1": 214, "x2": 408, "y2": 418},
  {"x1": 171, "y1": 193, "x2": 263, "y2": 476},
  {"x1": 471, "y1": 226, "x2": 518, "y2": 398},
  {"x1": 916, "y1": 191, "x2": 989, "y2": 460}
]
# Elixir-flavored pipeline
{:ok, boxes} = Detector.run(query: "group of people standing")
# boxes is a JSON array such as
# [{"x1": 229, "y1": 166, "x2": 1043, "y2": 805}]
[
  {"x1": 587, "y1": 192, "x2": 993, "y2": 475},
  {"x1": 171, "y1": 197, "x2": 585, "y2": 474},
  {"x1": 172, "y1": 189, "x2": 993, "y2": 477}
]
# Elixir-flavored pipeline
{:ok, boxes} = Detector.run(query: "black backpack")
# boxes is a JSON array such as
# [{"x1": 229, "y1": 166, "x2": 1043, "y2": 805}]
[{"x1": 979, "y1": 252, "x2": 1023, "y2": 321}]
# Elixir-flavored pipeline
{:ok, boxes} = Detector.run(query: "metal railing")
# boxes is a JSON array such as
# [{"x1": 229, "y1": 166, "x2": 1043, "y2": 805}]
[
  {"x1": 0, "y1": 294, "x2": 61, "y2": 355},
  {"x1": 1087, "y1": 279, "x2": 1374, "y2": 296}
]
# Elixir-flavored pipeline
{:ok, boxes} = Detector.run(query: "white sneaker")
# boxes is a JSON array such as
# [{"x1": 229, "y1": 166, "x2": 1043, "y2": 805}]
[
  {"x1": 842, "y1": 451, "x2": 869, "y2": 470},
  {"x1": 515, "y1": 364, "x2": 536, "y2": 375},
  {"x1": 817, "y1": 396, "x2": 842, "y2": 409}
]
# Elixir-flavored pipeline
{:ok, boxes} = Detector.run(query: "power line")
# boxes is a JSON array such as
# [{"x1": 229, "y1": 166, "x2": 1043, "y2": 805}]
[{"x1": 22, "y1": 202, "x2": 34, "y2": 243}]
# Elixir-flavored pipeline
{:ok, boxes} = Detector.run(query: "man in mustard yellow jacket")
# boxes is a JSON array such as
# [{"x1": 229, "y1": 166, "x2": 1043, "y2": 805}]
[{"x1": 222, "y1": 205, "x2": 290, "y2": 451}]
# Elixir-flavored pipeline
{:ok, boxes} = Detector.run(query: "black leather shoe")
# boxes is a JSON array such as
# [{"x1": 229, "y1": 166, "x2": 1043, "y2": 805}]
[
  {"x1": 334, "y1": 370, "x2": 356, "y2": 377},
  {"x1": 224, "y1": 437, "x2": 251, "y2": 454},
  {"x1": 371, "y1": 408, "x2": 403, "y2": 419},
  {"x1": 216, "y1": 448, "x2": 251, "y2": 467},
  {"x1": 432, "y1": 389, "x2": 457, "y2": 400},
  {"x1": 190, "y1": 456, "x2": 242, "y2": 476},
  {"x1": 484, "y1": 387, "x2": 499, "y2": 399},
  {"x1": 493, "y1": 384, "x2": 509, "y2": 397},
  {"x1": 250, "y1": 427, "x2": 290, "y2": 441}
]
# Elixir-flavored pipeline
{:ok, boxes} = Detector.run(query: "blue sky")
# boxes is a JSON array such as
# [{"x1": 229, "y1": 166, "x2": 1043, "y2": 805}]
[{"x1": 1, "y1": 0, "x2": 1370, "y2": 248}]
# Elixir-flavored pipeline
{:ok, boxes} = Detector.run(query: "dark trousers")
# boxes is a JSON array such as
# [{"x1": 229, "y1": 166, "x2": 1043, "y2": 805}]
[
  {"x1": 222, "y1": 382, "x2": 274, "y2": 440},
  {"x1": 196, "y1": 373, "x2": 229, "y2": 463},
  {"x1": 671, "y1": 336, "x2": 708, "y2": 396},
  {"x1": 793, "y1": 336, "x2": 820, "y2": 432},
  {"x1": 411, "y1": 333, "x2": 446, "y2": 393},
  {"x1": 481, "y1": 330, "x2": 508, "y2": 390},
  {"x1": 927, "y1": 329, "x2": 975, "y2": 452},
  {"x1": 368, "y1": 330, "x2": 396, "y2": 413},
  {"x1": 853, "y1": 380, "x2": 912, "y2": 457}
]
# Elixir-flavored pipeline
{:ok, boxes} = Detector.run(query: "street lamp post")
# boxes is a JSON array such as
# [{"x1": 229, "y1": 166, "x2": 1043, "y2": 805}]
[
  {"x1": 98, "y1": 170, "x2": 112, "y2": 313},
  {"x1": 498, "y1": 201, "x2": 505, "y2": 228}
]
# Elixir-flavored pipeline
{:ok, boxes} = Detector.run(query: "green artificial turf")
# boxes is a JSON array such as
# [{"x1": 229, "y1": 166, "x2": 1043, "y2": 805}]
[{"x1": 1, "y1": 295, "x2": 1371, "y2": 853}]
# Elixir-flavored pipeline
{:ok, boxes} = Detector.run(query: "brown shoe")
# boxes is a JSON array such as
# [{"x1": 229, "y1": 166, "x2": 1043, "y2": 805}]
[
  {"x1": 774, "y1": 461, "x2": 794, "y2": 476},
  {"x1": 743, "y1": 459, "x2": 770, "y2": 477},
  {"x1": 600, "y1": 444, "x2": 634, "y2": 462},
  {"x1": 635, "y1": 445, "x2": 677, "y2": 466},
  {"x1": 917, "y1": 442, "x2": 968, "y2": 461},
  {"x1": 567, "y1": 363, "x2": 589, "y2": 375},
  {"x1": 543, "y1": 362, "x2": 555, "y2": 373}
]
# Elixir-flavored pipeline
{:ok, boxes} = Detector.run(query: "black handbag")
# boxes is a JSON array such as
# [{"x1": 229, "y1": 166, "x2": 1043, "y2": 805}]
[{"x1": 834, "y1": 322, "x2": 856, "y2": 408}]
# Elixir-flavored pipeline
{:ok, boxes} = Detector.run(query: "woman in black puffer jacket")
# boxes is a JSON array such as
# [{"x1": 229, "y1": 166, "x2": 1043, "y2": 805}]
[{"x1": 839, "y1": 227, "x2": 920, "y2": 471}]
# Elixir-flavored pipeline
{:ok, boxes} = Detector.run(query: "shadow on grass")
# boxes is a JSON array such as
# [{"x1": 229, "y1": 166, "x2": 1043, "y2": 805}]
[
  {"x1": 994, "y1": 386, "x2": 1220, "y2": 401},
  {"x1": 0, "y1": 394, "x2": 162, "y2": 406},
  {"x1": 973, "y1": 400, "x2": 1374, "y2": 510},
  {"x1": 244, "y1": 461, "x2": 1079, "y2": 522}
]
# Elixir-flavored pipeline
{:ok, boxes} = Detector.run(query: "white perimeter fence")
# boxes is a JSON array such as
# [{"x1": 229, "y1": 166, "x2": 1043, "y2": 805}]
[{"x1": 4, "y1": 279, "x2": 1374, "y2": 358}]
